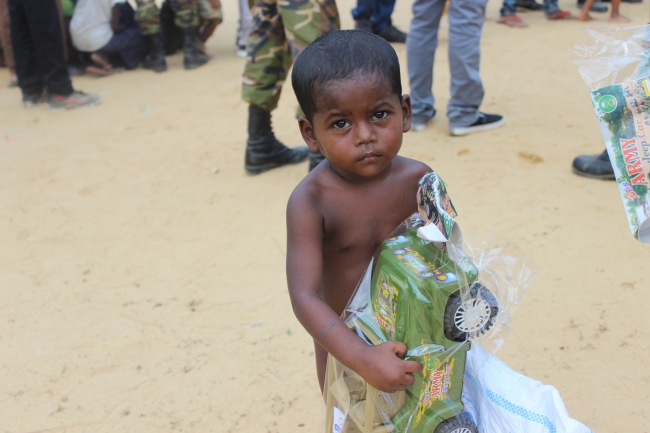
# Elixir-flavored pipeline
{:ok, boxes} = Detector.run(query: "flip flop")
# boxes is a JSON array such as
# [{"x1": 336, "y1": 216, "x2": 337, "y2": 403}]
[
  {"x1": 85, "y1": 65, "x2": 125, "y2": 76},
  {"x1": 497, "y1": 13, "x2": 529, "y2": 27},
  {"x1": 545, "y1": 10, "x2": 575, "y2": 19}
]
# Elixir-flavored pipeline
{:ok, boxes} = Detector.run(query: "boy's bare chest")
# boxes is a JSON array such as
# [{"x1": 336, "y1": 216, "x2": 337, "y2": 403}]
[{"x1": 321, "y1": 190, "x2": 416, "y2": 252}]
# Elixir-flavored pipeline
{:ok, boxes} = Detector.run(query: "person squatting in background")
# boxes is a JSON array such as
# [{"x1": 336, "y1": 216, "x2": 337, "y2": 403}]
[
  {"x1": 135, "y1": 0, "x2": 209, "y2": 71},
  {"x1": 241, "y1": 0, "x2": 339, "y2": 174},
  {"x1": 196, "y1": 0, "x2": 222, "y2": 54},
  {"x1": 7, "y1": 0, "x2": 100, "y2": 111},
  {"x1": 70, "y1": 0, "x2": 148, "y2": 75}
]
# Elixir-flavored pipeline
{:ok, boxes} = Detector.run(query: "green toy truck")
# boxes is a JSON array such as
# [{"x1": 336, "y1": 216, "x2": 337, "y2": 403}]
[{"x1": 325, "y1": 226, "x2": 499, "y2": 433}]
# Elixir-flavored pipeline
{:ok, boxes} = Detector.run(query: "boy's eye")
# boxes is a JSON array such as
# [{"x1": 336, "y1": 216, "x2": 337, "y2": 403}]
[
  {"x1": 372, "y1": 111, "x2": 388, "y2": 121},
  {"x1": 333, "y1": 120, "x2": 351, "y2": 130}
]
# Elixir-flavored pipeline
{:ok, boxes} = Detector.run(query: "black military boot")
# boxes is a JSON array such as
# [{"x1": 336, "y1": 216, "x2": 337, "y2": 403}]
[
  {"x1": 182, "y1": 28, "x2": 209, "y2": 70},
  {"x1": 142, "y1": 33, "x2": 167, "y2": 73},
  {"x1": 245, "y1": 105, "x2": 310, "y2": 174},
  {"x1": 308, "y1": 151, "x2": 326, "y2": 171},
  {"x1": 572, "y1": 150, "x2": 615, "y2": 180}
]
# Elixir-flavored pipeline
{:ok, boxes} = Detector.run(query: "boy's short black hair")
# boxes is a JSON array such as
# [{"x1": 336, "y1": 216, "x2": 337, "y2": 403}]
[{"x1": 291, "y1": 30, "x2": 402, "y2": 122}]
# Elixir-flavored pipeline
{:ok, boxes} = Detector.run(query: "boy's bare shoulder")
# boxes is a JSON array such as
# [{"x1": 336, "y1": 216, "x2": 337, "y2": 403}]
[
  {"x1": 286, "y1": 164, "x2": 331, "y2": 215},
  {"x1": 392, "y1": 156, "x2": 433, "y2": 183}
]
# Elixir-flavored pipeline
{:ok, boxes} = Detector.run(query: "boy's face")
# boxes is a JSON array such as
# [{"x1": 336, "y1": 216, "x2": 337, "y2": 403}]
[{"x1": 298, "y1": 75, "x2": 412, "y2": 181}]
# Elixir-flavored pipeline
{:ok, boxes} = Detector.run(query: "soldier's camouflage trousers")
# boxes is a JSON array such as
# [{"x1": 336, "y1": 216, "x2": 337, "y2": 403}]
[
  {"x1": 242, "y1": 0, "x2": 339, "y2": 111},
  {"x1": 135, "y1": 0, "x2": 199, "y2": 35}
]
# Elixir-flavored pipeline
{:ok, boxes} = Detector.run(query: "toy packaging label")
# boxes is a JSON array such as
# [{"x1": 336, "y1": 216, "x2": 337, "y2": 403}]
[
  {"x1": 417, "y1": 173, "x2": 457, "y2": 242},
  {"x1": 590, "y1": 76, "x2": 650, "y2": 243}
]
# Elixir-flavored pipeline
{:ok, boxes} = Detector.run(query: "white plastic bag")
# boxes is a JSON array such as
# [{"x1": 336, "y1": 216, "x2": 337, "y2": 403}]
[{"x1": 461, "y1": 345, "x2": 593, "y2": 433}]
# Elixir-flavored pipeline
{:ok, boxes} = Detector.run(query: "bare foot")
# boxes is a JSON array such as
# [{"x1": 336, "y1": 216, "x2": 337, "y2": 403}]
[
  {"x1": 90, "y1": 52, "x2": 112, "y2": 70},
  {"x1": 85, "y1": 65, "x2": 124, "y2": 76},
  {"x1": 609, "y1": 14, "x2": 631, "y2": 22},
  {"x1": 576, "y1": 11, "x2": 594, "y2": 20}
]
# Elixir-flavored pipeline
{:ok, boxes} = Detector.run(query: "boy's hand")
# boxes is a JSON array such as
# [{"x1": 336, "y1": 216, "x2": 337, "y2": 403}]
[{"x1": 359, "y1": 341, "x2": 422, "y2": 393}]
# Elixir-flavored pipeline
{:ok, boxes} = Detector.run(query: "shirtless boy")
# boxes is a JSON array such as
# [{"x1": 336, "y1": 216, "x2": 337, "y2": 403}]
[{"x1": 287, "y1": 30, "x2": 433, "y2": 394}]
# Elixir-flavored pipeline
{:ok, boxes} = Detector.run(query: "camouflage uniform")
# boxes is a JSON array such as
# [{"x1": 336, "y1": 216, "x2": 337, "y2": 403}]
[
  {"x1": 242, "y1": 0, "x2": 339, "y2": 111},
  {"x1": 135, "y1": 0, "x2": 199, "y2": 35}
]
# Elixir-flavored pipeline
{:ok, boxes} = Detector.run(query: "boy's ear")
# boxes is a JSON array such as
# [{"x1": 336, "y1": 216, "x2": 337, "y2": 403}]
[
  {"x1": 297, "y1": 116, "x2": 321, "y2": 153},
  {"x1": 401, "y1": 94, "x2": 413, "y2": 133}
]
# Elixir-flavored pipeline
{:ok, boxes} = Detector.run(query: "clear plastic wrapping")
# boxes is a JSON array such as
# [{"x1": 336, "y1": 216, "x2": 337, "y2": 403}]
[
  {"x1": 574, "y1": 25, "x2": 650, "y2": 91},
  {"x1": 324, "y1": 173, "x2": 536, "y2": 433},
  {"x1": 574, "y1": 25, "x2": 650, "y2": 243}
]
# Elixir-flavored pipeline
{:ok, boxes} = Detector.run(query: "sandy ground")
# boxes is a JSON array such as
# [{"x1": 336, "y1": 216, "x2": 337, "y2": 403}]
[{"x1": 1, "y1": 0, "x2": 650, "y2": 432}]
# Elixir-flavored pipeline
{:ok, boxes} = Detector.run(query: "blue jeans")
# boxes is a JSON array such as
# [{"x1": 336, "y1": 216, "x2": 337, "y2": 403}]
[
  {"x1": 543, "y1": 0, "x2": 559, "y2": 14},
  {"x1": 98, "y1": 3, "x2": 148, "y2": 69},
  {"x1": 351, "y1": 0, "x2": 396, "y2": 33},
  {"x1": 501, "y1": 0, "x2": 558, "y2": 16},
  {"x1": 500, "y1": 0, "x2": 516, "y2": 16}
]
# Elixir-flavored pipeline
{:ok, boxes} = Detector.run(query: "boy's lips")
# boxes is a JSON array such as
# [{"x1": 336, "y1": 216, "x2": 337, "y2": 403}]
[{"x1": 358, "y1": 152, "x2": 381, "y2": 162}]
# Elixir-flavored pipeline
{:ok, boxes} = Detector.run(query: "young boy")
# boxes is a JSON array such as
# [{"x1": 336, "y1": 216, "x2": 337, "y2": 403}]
[{"x1": 287, "y1": 30, "x2": 430, "y2": 394}]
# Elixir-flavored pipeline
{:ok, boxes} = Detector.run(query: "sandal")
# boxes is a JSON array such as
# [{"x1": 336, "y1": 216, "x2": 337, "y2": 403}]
[
  {"x1": 497, "y1": 13, "x2": 529, "y2": 27},
  {"x1": 545, "y1": 10, "x2": 575, "y2": 19}
]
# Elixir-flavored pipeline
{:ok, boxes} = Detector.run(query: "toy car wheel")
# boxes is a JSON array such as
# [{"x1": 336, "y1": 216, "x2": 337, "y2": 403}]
[
  {"x1": 433, "y1": 413, "x2": 478, "y2": 433},
  {"x1": 444, "y1": 283, "x2": 498, "y2": 342}
]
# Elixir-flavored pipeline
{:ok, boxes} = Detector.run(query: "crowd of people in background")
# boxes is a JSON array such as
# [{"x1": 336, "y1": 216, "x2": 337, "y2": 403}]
[{"x1": 0, "y1": 0, "x2": 638, "y2": 177}]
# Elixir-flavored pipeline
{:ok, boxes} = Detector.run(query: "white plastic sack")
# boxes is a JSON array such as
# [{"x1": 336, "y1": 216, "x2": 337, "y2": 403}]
[{"x1": 462, "y1": 345, "x2": 592, "y2": 433}]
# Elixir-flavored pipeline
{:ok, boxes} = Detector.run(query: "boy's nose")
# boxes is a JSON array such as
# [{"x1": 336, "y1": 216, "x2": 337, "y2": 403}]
[{"x1": 354, "y1": 121, "x2": 376, "y2": 146}]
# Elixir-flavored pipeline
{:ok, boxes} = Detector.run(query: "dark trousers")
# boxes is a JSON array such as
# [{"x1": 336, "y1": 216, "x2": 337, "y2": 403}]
[
  {"x1": 351, "y1": 0, "x2": 396, "y2": 33},
  {"x1": 8, "y1": 0, "x2": 73, "y2": 96}
]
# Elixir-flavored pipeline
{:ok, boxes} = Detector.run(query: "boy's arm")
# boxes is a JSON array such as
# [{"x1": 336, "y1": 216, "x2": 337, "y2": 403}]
[{"x1": 286, "y1": 189, "x2": 422, "y2": 393}]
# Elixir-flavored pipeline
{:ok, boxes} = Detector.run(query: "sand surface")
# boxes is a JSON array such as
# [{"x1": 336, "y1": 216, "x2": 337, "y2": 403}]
[{"x1": 1, "y1": 1, "x2": 649, "y2": 432}]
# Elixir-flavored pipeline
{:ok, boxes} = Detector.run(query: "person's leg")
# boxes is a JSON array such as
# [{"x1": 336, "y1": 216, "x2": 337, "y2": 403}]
[
  {"x1": 576, "y1": 0, "x2": 595, "y2": 19},
  {"x1": 0, "y1": 0, "x2": 17, "y2": 85},
  {"x1": 372, "y1": 0, "x2": 407, "y2": 42},
  {"x1": 371, "y1": 0, "x2": 395, "y2": 33},
  {"x1": 135, "y1": 0, "x2": 167, "y2": 71},
  {"x1": 281, "y1": 0, "x2": 339, "y2": 170},
  {"x1": 406, "y1": 0, "x2": 445, "y2": 129},
  {"x1": 237, "y1": 0, "x2": 253, "y2": 54},
  {"x1": 90, "y1": 52, "x2": 112, "y2": 69},
  {"x1": 498, "y1": 0, "x2": 527, "y2": 27},
  {"x1": 7, "y1": 0, "x2": 43, "y2": 100},
  {"x1": 170, "y1": 0, "x2": 208, "y2": 69},
  {"x1": 609, "y1": 0, "x2": 630, "y2": 21},
  {"x1": 242, "y1": 0, "x2": 299, "y2": 173},
  {"x1": 196, "y1": 0, "x2": 222, "y2": 42},
  {"x1": 542, "y1": 0, "x2": 560, "y2": 14},
  {"x1": 242, "y1": 0, "x2": 334, "y2": 174},
  {"x1": 543, "y1": 0, "x2": 574, "y2": 19},
  {"x1": 10, "y1": 0, "x2": 72, "y2": 97},
  {"x1": 281, "y1": 0, "x2": 339, "y2": 61},
  {"x1": 351, "y1": 0, "x2": 374, "y2": 23},
  {"x1": 500, "y1": 0, "x2": 517, "y2": 16},
  {"x1": 100, "y1": 27, "x2": 149, "y2": 70},
  {"x1": 446, "y1": 0, "x2": 487, "y2": 129}
]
